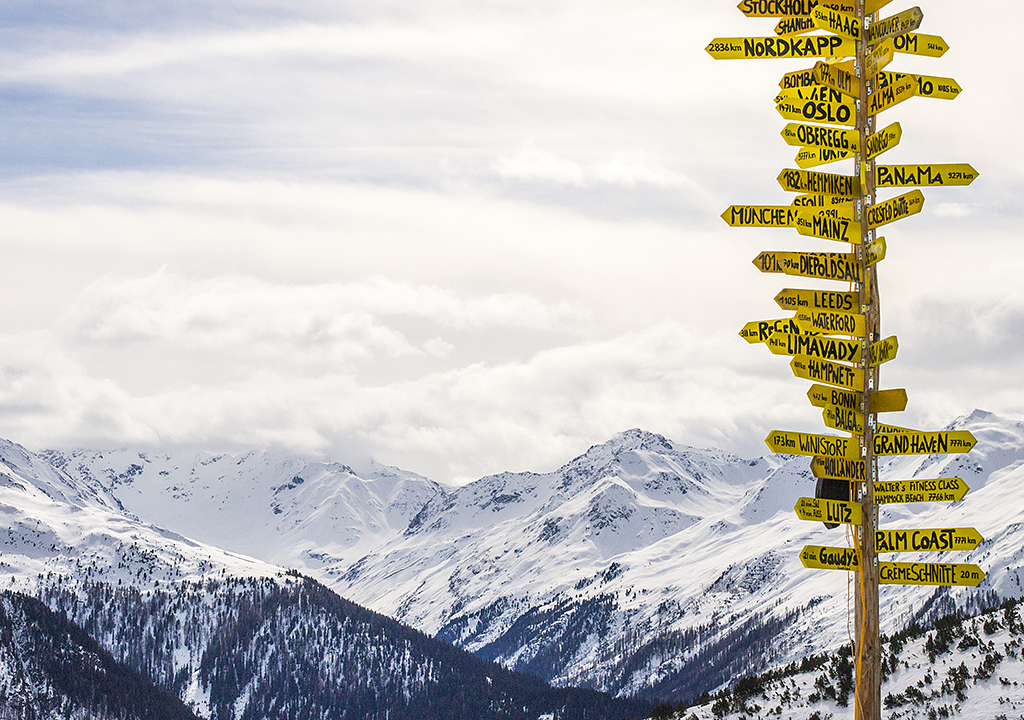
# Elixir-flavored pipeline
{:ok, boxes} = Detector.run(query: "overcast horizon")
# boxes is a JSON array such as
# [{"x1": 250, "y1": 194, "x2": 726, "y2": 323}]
[{"x1": 0, "y1": 0, "x2": 1020, "y2": 484}]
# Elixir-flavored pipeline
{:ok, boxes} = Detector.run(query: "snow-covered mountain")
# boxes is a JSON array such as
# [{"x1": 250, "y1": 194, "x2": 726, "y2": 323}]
[{"x1": 44, "y1": 409, "x2": 1024, "y2": 703}]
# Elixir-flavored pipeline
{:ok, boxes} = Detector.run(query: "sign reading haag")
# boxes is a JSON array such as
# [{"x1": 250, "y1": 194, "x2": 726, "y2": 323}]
[
  {"x1": 873, "y1": 477, "x2": 969, "y2": 504},
  {"x1": 721, "y1": 205, "x2": 800, "y2": 228},
  {"x1": 875, "y1": 164, "x2": 978, "y2": 188},
  {"x1": 879, "y1": 562, "x2": 985, "y2": 587},
  {"x1": 795, "y1": 211, "x2": 861, "y2": 244},
  {"x1": 779, "y1": 168, "x2": 860, "y2": 196},
  {"x1": 801, "y1": 545, "x2": 860, "y2": 571},
  {"x1": 706, "y1": 35, "x2": 857, "y2": 60},
  {"x1": 866, "y1": 190, "x2": 924, "y2": 229},
  {"x1": 781, "y1": 123, "x2": 859, "y2": 152},
  {"x1": 796, "y1": 146, "x2": 854, "y2": 168},
  {"x1": 794, "y1": 496, "x2": 862, "y2": 524},
  {"x1": 866, "y1": 236, "x2": 887, "y2": 266},
  {"x1": 739, "y1": 317, "x2": 814, "y2": 344},
  {"x1": 767, "y1": 333, "x2": 861, "y2": 362},
  {"x1": 791, "y1": 354, "x2": 864, "y2": 390},
  {"x1": 776, "y1": 16, "x2": 817, "y2": 35},
  {"x1": 865, "y1": 122, "x2": 902, "y2": 160},
  {"x1": 794, "y1": 308, "x2": 866, "y2": 337},
  {"x1": 892, "y1": 32, "x2": 948, "y2": 58},
  {"x1": 873, "y1": 430, "x2": 978, "y2": 456},
  {"x1": 866, "y1": 6, "x2": 924, "y2": 44},
  {"x1": 810, "y1": 5, "x2": 860, "y2": 40},
  {"x1": 774, "y1": 288, "x2": 858, "y2": 313},
  {"x1": 876, "y1": 527, "x2": 982, "y2": 554},
  {"x1": 867, "y1": 75, "x2": 917, "y2": 115}
]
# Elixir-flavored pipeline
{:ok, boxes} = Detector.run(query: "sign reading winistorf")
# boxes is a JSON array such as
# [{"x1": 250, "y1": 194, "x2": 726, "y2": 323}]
[{"x1": 766, "y1": 430, "x2": 860, "y2": 459}]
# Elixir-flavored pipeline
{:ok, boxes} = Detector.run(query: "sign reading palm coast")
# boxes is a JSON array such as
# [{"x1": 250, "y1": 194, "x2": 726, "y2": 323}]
[{"x1": 708, "y1": 2, "x2": 983, "y2": 714}]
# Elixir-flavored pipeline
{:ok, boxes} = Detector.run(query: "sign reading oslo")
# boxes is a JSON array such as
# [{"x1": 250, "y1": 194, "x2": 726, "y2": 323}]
[
  {"x1": 873, "y1": 478, "x2": 970, "y2": 504},
  {"x1": 794, "y1": 496, "x2": 862, "y2": 524}
]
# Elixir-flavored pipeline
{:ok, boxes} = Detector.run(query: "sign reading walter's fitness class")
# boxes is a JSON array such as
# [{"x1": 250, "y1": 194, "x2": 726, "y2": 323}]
[{"x1": 707, "y1": 1, "x2": 983, "y2": 715}]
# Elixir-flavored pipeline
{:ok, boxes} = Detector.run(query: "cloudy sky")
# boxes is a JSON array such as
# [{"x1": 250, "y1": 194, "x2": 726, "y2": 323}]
[{"x1": 0, "y1": 0, "x2": 1020, "y2": 483}]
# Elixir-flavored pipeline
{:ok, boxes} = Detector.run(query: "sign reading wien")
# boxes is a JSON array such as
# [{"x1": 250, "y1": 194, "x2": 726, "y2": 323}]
[{"x1": 708, "y1": 3, "x2": 984, "y2": 715}]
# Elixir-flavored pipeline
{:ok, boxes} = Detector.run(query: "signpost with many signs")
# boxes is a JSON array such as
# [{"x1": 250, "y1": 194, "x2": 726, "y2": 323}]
[{"x1": 708, "y1": 4, "x2": 982, "y2": 718}]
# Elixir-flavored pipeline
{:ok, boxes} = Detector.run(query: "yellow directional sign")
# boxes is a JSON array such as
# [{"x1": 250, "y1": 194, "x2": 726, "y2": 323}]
[
  {"x1": 866, "y1": 236, "x2": 886, "y2": 267},
  {"x1": 779, "y1": 168, "x2": 860, "y2": 196},
  {"x1": 813, "y1": 60, "x2": 858, "y2": 97},
  {"x1": 753, "y1": 250, "x2": 785, "y2": 274},
  {"x1": 806, "y1": 385, "x2": 907, "y2": 413},
  {"x1": 873, "y1": 430, "x2": 977, "y2": 456},
  {"x1": 875, "y1": 164, "x2": 978, "y2": 188},
  {"x1": 781, "y1": 123, "x2": 858, "y2": 152},
  {"x1": 791, "y1": 354, "x2": 863, "y2": 390},
  {"x1": 706, "y1": 35, "x2": 857, "y2": 60},
  {"x1": 870, "y1": 335, "x2": 898, "y2": 365},
  {"x1": 879, "y1": 562, "x2": 985, "y2": 587},
  {"x1": 767, "y1": 430, "x2": 860, "y2": 459},
  {"x1": 780, "y1": 67, "x2": 818, "y2": 89},
  {"x1": 865, "y1": 122, "x2": 902, "y2": 161},
  {"x1": 794, "y1": 309, "x2": 866, "y2": 337},
  {"x1": 770, "y1": 250, "x2": 862, "y2": 281},
  {"x1": 867, "y1": 75, "x2": 917, "y2": 115},
  {"x1": 776, "y1": 85, "x2": 848, "y2": 105},
  {"x1": 796, "y1": 146, "x2": 854, "y2": 168},
  {"x1": 776, "y1": 96, "x2": 856, "y2": 126},
  {"x1": 866, "y1": 190, "x2": 925, "y2": 229},
  {"x1": 721, "y1": 205, "x2": 800, "y2": 228},
  {"x1": 874, "y1": 477, "x2": 969, "y2": 504},
  {"x1": 737, "y1": 0, "x2": 855, "y2": 18},
  {"x1": 739, "y1": 317, "x2": 815, "y2": 344},
  {"x1": 791, "y1": 193, "x2": 856, "y2": 208},
  {"x1": 811, "y1": 5, "x2": 860, "y2": 40},
  {"x1": 866, "y1": 7, "x2": 924, "y2": 44},
  {"x1": 801, "y1": 545, "x2": 860, "y2": 571},
  {"x1": 876, "y1": 527, "x2": 982, "y2": 554},
  {"x1": 866, "y1": 38, "x2": 895, "y2": 75},
  {"x1": 776, "y1": 16, "x2": 817, "y2": 35},
  {"x1": 884, "y1": 72, "x2": 962, "y2": 101},
  {"x1": 775, "y1": 288, "x2": 858, "y2": 313},
  {"x1": 795, "y1": 211, "x2": 861, "y2": 244},
  {"x1": 811, "y1": 456, "x2": 865, "y2": 481},
  {"x1": 822, "y1": 403, "x2": 911, "y2": 435},
  {"x1": 794, "y1": 495, "x2": 862, "y2": 524},
  {"x1": 892, "y1": 32, "x2": 948, "y2": 58},
  {"x1": 768, "y1": 333, "x2": 861, "y2": 362}
]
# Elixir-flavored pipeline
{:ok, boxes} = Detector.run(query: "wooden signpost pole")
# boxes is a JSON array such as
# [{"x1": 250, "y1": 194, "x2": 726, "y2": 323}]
[{"x1": 854, "y1": 1, "x2": 881, "y2": 717}]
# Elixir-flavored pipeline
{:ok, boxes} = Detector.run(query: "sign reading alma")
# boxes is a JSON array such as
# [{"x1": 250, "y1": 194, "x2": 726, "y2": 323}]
[
  {"x1": 766, "y1": 430, "x2": 860, "y2": 459},
  {"x1": 875, "y1": 527, "x2": 982, "y2": 554},
  {"x1": 791, "y1": 354, "x2": 863, "y2": 390},
  {"x1": 805, "y1": 384, "x2": 907, "y2": 413},
  {"x1": 794, "y1": 496, "x2": 862, "y2": 523},
  {"x1": 879, "y1": 562, "x2": 985, "y2": 587},
  {"x1": 801, "y1": 544, "x2": 860, "y2": 571},
  {"x1": 875, "y1": 164, "x2": 978, "y2": 187},
  {"x1": 706, "y1": 35, "x2": 856, "y2": 60},
  {"x1": 774, "y1": 288, "x2": 858, "y2": 313},
  {"x1": 779, "y1": 168, "x2": 860, "y2": 196},
  {"x1": 867, "y1": 75, "x2": 916, "y2": 115},
  {"x1": 873, "y1": 477, "x2": 969, "y2": 505},
  {"x1": 873, "y1": 430, "x2": 978, "y2": 456}
]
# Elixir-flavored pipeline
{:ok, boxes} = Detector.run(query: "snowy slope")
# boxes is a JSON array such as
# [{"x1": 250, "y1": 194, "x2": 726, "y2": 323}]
[{"x1": 44, "y1": 410, "x2": 1024, "y2": 702}]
